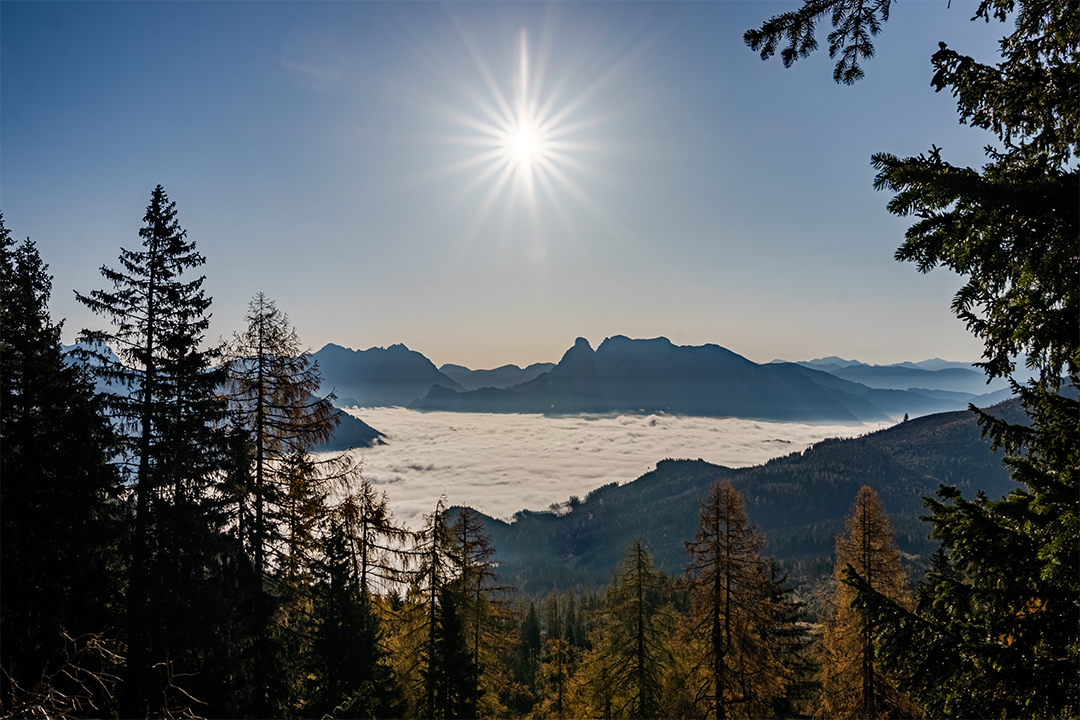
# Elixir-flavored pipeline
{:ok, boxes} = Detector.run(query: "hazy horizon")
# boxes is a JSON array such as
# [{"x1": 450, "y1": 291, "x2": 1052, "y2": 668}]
[{"x1": 319, "y1": 334, "x2": 981, "y2": 373}]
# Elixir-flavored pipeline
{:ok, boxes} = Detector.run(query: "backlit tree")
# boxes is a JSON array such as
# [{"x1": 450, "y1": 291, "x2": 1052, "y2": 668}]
[
  {"x1": 683, "y1": 480, "x2": 790, "y2": 719},
  {"x1": 746, "y1": 2, "x2": 1078, "y2": 715},
  {"x1": 75, "y1": 185, "x2": 228, "y2": 718}
]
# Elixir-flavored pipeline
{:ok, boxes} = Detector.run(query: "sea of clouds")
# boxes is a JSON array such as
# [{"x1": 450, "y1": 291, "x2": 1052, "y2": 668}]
[{"x1": 336, "y1": 408, "x2": 891, "y2": 529}]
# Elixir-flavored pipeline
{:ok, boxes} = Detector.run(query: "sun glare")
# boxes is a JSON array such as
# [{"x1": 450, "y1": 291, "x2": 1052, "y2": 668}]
[
  {"x1": 411, "y1": 19, "x2": 635, "y2": 248},
  {"x1": 511, "y1": 125, "x2": 540, "y2": 165}
]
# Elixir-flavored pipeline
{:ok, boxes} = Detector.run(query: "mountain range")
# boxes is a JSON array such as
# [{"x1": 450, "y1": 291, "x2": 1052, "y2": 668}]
[
  {"x1": 438, "y1": 362, "x2": 556, "y2": 391},
  {"x1": 399, "y1": 336, "x2": 1009, "y2": 422},
  {"x1": 465, "y1": 399, "x2": 1025, "y2": 593},
  {"x1": 313, "y1": 342, "x2": 465, "y2": 407}
]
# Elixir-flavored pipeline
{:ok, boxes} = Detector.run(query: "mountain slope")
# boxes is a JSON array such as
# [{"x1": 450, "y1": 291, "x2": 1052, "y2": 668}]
[
  {"x1": 314, "y1": 409, "x2": 385, "y2": 451},
  {"x1": 313, "y1": 342, "x2": 463, "y2": 408},
  {"x1": 470, "y1": 401, "x2": 1022, "y2": 592}
]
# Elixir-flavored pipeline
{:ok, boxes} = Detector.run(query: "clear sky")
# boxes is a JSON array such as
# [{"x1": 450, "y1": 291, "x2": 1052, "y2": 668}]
[{"x1": 2, "y1": 1, "x2": 1003, "y2": 370}]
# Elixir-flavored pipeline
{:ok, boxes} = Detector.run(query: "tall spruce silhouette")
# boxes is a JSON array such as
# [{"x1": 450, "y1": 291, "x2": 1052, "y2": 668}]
[{"x1": 76, "y1": 185, "x2": 227, "y2": 717}]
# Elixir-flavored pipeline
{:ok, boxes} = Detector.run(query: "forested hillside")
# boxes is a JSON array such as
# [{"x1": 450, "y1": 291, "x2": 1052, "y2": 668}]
[{"x1": 476, "y1": 402, "x2": 1020, "y2": 592}]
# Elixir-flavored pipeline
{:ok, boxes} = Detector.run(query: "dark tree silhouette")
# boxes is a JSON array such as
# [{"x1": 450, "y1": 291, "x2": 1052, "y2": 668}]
[
  {"x1": 75, "y1": 186, "x2": 228, "y2": 718},
  {"x1": 747, "y1": 3, "x2": 1078, "y2": 715},
  {"x1": 684, "y1": 480, "x2": 790, "y2": 719},
  {"x1": 0, "y1": 224, "x2": 121, "y2": 714}
]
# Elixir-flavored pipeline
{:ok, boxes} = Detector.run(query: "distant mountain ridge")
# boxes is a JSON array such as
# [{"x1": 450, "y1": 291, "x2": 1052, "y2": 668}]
[
  {"x1": 409, "y1": 336, "x2": 1008, "y2": 422},
  {"x1": 439, "y1": 362, "x2": 555, "y2": 391},
  {"x1": 413, "y1": 336, "x2": 883, "y2": 421},
  {"x1": 786, "y1": 356, "x2": 978, "y2": 372},
  {"x1": 313, "y1": 342, "x2": 463, "y2": 408}
]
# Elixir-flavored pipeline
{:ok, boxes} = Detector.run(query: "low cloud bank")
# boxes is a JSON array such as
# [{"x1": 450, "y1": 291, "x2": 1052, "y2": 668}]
[{"x1": 337, "y1": 407, "x2": 889, "y2": 529}]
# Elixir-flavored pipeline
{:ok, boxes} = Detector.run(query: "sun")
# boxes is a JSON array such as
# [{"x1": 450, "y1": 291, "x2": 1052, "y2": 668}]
[
  {"x1": 510, "y1": 124, "x2": 541, "y2": 166},
  {"x1": 410, "y1": 20, "x2": 630, "y2": 246}
]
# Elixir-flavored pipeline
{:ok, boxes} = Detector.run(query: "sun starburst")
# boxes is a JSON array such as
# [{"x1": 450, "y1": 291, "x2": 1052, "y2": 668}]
[{"x1": 406, "y1": 22, "x2": 622, "y2": 244}]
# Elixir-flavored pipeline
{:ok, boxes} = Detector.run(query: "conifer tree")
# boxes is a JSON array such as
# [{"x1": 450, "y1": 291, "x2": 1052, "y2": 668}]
[
  {"x1": 515, "y1": 602, "x2": 543, "y2": 691},
  {"x1": 305, "y1": 479, "x2": 409, "y2": 718},
  {"x1": 815, "y1": 486, "x2": 917, "y2": 719},
  {"x1": 683, "y1": 480, "x2": 790, "y2": 719},
  {"x1": 535, "y1": 635, "x2": 575, "y2": 719},
  {"x1": 585, "y1": 539, "x2": 673, "y2": 719},
  {"x1": 747, "y1": 3, "x2": 1078, "y2": 715},
  {"x1": 762, "y1": 560, "x2": 818, "y2": 719},
  {"x1": 0, "y1": 225, "x2": 122, "y2": 713},
  {"x1": 405, "y1": 498, "x2": 479, "y2": 719},
  {"x1": 225, "y1": 292, "x2": 341, "y2": 583},
  {"x1": 307, "y1": 514, "x2": 402, "y2": 719},
  {"x1": 450, "y1": 507, "x2": 513, "y2": 715},
  {"x1": 75, "y1": 185, "x2": 228, "y2": 717},
  {"x1": 224, "y1": 292, "x2": 360, "y2": 716}
]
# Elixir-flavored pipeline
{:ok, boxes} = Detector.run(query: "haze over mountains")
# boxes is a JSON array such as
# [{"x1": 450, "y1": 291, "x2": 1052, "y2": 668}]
[{"x1": 315, "y1": 335, "x2": 1011, "y2": 423}]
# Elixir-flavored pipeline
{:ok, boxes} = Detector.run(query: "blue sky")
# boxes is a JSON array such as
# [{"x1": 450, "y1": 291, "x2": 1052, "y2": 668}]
[{"x1": 2, "y1": 1, "x2": 1003, "y2": 370}]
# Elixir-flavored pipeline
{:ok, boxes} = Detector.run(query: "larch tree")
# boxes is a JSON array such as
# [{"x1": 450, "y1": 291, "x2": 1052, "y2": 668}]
[
  {"x1": 815, "y1": 486, "x2": 918, "y2": 719},
  {"x1": 75, "y1": 185, "x2": 228, "y2": 718},
  {"x1": 224, "y1": 291, "x2": 357, "y2": 716},
  {"x1": 747, "y1": 2, "x2": 1078, "y2": 716},
  {"x1": 683, "y1": 480, "x2": 790, "y2": 719},
  {"x1": 403, "y1": 498, "x2": 479, "y2": 719},
  {"x1": 450, "y1": 507, "x2": 514, "y2": 717},
  {"x1": 225, "y1": 292, "x2": 341, "y2": 582}
]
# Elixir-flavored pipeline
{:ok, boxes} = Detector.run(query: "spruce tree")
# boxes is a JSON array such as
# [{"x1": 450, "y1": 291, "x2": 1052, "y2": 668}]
[
  {"x1": 75, "y1": 185, "x2": 228, "y2": 717},
  {"x1": 308, "y1": 515, "x2": 401, "y2": 719},
  {"x1": 747, "y1": 3, "x2": 1078, "y2": 715},
  {"x1": 0, "y1": 225, "x2": 122, "y2": 713}
]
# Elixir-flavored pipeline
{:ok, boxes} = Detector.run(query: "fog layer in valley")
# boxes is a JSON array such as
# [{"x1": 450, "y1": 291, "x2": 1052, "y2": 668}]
[{"x1": 338, "y1": 407, "x2": 890, "y2": 529}]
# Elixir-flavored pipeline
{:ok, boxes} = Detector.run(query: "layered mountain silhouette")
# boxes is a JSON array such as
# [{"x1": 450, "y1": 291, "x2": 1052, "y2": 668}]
[
  {"x1": 466, "y1": 400, "x2": 1025, "y2": 592},
  {"x1": 409, "y1": 336, "x2": 1005, "y2": 422},
  {"x1": 802, "y1": 361, "x2": 1004, "y2": 394},
  {"x1": 439, "y1": 362, "x2": 555, "y2": 391},
  {"x1": 313, "y1": 342, "x2": 463, "y2": 408}
]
